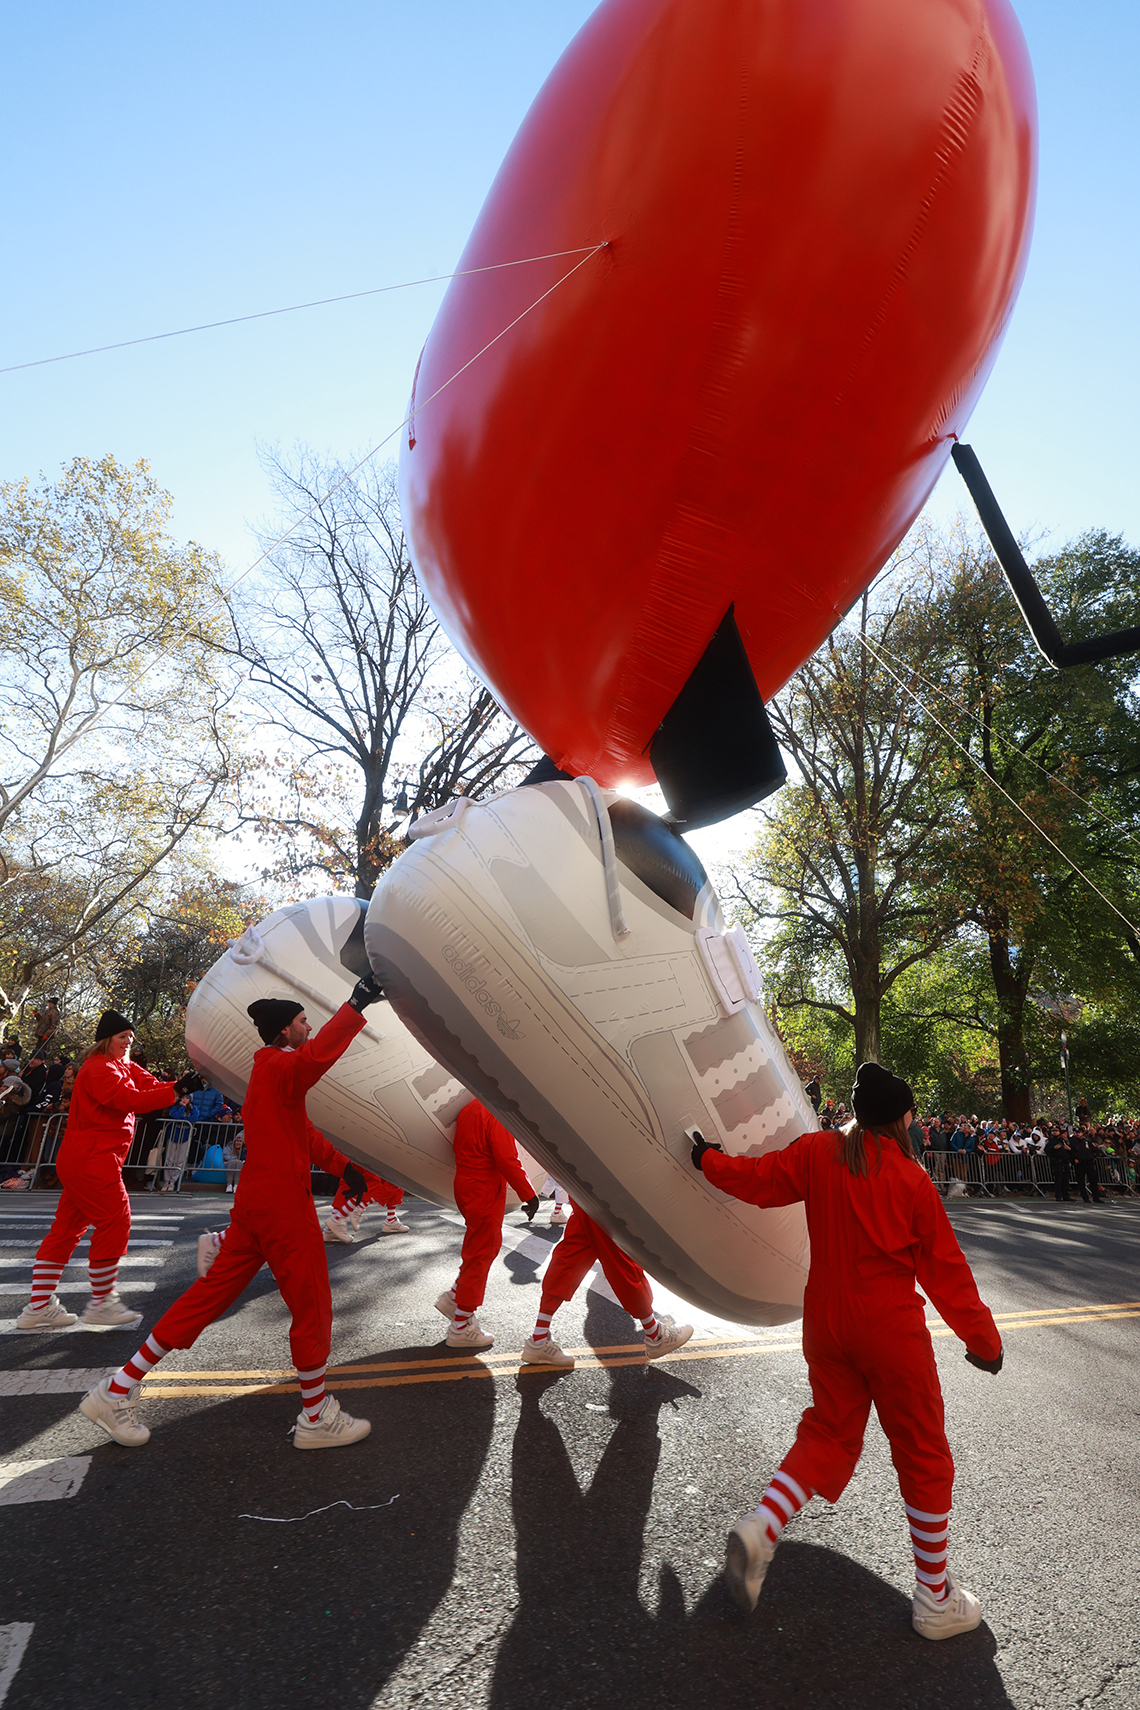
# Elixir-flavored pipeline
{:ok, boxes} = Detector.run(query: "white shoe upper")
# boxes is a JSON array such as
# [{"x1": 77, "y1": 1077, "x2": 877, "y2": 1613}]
[
  {"x1": 521, "y1": 1336, "x2": 575, "y2": 1368},
  {"x1": 17, "y1": 1295, "x2": 77, "y2": 1330},
  {"x1": 644, "y1": 1313, "x2": 694, "y2": 1360},
  {"x1": 912, "y1": 1572, "x2": 983, "y2": 1639},
  {"x1": 81, "y1": 1294, "x2": 143, "y2": 1326},
  {"x1": 446, "y1": 1318, "x2": 494, "y2": 1349},
  {"x1": 724, "y1": 1513, "x2": 778, "y2": 1613},
  {"x1": 293, "y1": 1394, "x2": 371, "y2": 1448},
  {"x1": 323, "y1": 1219, "x2": 354, "y2": 1244},
  {"x1": 379, "y1": 1220, "x2": 410, "y2": 1234},
  {"x1": 80, "y1": 1377, "x2": 150, "y2": 1446}
]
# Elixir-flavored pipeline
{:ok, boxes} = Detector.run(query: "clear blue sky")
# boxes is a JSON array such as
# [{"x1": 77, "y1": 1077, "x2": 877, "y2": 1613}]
[{"x1": 3, "y1": 0, "x2": 1138, "y2": 575}]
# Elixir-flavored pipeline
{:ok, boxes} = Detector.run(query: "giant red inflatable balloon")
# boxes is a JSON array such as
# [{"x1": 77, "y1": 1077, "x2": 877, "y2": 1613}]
[{"x1": 400, "y1": 0, "x2": 1036, "y2": 805}]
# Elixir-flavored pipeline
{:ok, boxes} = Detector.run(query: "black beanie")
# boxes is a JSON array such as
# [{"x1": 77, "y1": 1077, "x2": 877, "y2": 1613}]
[
  {"x1": 247, "y1": 997, "x2": 303, "y2": 1045},
  {"x1": 851, "y1": 1061, "x2": 914, "y2": 1128},
  {"x1": 95, "y1": 1009, "x2": 135, "y2": 1042}
]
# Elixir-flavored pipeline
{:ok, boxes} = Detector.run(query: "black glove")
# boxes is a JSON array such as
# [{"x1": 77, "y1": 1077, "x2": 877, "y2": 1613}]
[
  {"x1": 522, "y1": 1196, "x2": 540, "y2": 1221},
  {"x1": 348, "y1": 974, "x2": 385, "y2": 1013},
  {"x1": 174, "y1": 1071, "x2": 204, "y2": 1097},
  {"x1": 965, "y1": 1345, "x2": 1004, "y2": 1375},
  {"x1": 342, "y1": 1162, "x2": 368, "y2": 1200},
  {"x1": 690, "y1": 1130, "x2": 724, "y2": 1170}
]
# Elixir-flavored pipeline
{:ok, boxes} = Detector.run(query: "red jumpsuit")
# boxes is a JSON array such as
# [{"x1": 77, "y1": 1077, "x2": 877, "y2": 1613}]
[
  {"x1": 703, "y1": 1131, "x2": 1000, "y2": 1514},
  {"x1": 35, "y1": 1057, "x2": 177, "y2": 1270},
  {"x1": 541, "y1": 1201, "x2": 652, "y2": 1319},
  {"x1": 152, "y1": 1005, "x2": 363, "y2": 1372},
  {"x1": 331, "y1": 1165, "x2": 403, "y2": 1216},
  {"x1": 452, "y1": 1102, "x2": 534, "y2": 1312}
]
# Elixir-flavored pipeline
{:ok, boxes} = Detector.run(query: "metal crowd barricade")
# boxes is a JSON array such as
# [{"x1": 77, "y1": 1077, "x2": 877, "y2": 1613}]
[
  {"x1": 920, "y1": 1144, "x2": 1136, "y2": 1198},
  {"x1": 121, "y1": 1116, "x2": 245, "y2": 1194},
  {"x1": 1, "y1": 1110, "x2": 70, "y2": 1187}
]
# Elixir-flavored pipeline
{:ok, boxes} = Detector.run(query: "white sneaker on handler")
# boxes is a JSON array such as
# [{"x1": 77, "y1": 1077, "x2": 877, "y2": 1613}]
[
  {"x1": 912, "y1": 1573, "x2": 983, "y2": 1639},
  {"x1": 434, "y1": 1290, "x2": 457, "y2": 1318},
  {"x1": 644, "y1": 1314, "x2": 694, "y2": 1360},
  {"x1": 549, "y1": 1207, "x2": 568, "y2": 1224},
  {"x1": 81, "y1": 1294, "x2": 143, "y2": 1328},
  {"x1": 521, "y1": 1336, "x2": 574, "y2": 1368},
  {"x1": 16, "y1": 1296, "x2": 77, "y2": 1331},
  {"x1": 348, "y1": 1205, "x2": 365, "y2": 1233},
  {"x1": 323, "y1": 1218, "x2": 354, "y2": 1245},
  {"x1": 724, "y1": 1513, "x2": 778, "y2": 1613},
  {"x1": 379, "y1": 1219, "x2": 410, "y2": 1235},
  {"x1": 79, "y1": 1377, "x2": 150, "y2": 1446},
  {"x1": 292, "y1": 1394, "x2": 371, "y2": 1449},
  {"x1": 446, "y1": 1319, "x2": 494, "y2": 1350}
]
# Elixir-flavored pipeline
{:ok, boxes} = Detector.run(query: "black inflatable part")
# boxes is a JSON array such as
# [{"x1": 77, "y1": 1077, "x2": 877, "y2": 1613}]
[
  {"x1": 650, "y1": 604, "x2": 787, "y2": 830},
  {"x1": 952, "y1": 443, "x2": 1140, "y2": 669}
]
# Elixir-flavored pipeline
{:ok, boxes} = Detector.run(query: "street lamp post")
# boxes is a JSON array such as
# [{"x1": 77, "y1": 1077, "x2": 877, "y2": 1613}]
[{"x1": 1060, "y1": 1030, "x2": 1073, "y2": 1126}]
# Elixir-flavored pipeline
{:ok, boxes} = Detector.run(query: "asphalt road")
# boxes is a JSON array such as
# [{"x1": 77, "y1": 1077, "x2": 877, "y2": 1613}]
[{"x1": 0, "y1": 1190, "x2": 1136, "y2": 1710}]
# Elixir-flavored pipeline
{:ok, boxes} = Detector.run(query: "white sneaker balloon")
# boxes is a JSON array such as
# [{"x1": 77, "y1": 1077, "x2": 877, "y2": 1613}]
[
  {"x1": 365, "y1": 780, "x2": 812, "y2": 1325},
  {"x1": 185, "y1": 896, "x2": 544, "y2": 1209}
]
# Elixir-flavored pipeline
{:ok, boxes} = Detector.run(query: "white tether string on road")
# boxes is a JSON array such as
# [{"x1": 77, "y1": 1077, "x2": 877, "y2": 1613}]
[{"x1": 0, "y1": 247, "x2": 604, "y2": 375}]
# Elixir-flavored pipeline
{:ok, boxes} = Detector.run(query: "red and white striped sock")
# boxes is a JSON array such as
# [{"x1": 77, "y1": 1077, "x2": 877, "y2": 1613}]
[
  {"x1": 88, "y1": 1260, "x2": 119, "y2": 1303},
  {"x1": 451, "y1": 1307, "x2": 474, "y2": 1333},
  {"x1": 531, "y1": 1308, "x2": 555, "y2": 1344},
  {"x1": 907, "y1": 1503, "x2": 950, "y2": 1601},
  {"x1": 330, "y1": 1199, "x2": 357, "y2": 1226},
  {"x1": 109, "y1": 1333, "x2": 170, "y2": 1397},
  {"x1": 28, "y1": 1261, "x2": 65, "y2": 1311},
  {"x1": 297, "y1": 1365, "x2": 327, "y2": 1423},
  {"x1": 641, "y1": 1312, "x2": 659, "y2": 1340},
  {"x1": 384, "y1": 1207, "x2": 400, "y2": 1225},
  {"x1": 754, "y1": 1466, "x2": 813, "y2": 1542}
]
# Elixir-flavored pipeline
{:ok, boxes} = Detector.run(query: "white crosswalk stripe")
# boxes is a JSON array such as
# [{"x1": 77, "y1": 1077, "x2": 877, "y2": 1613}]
[
  {"x1": 0, "y1": 1370, "x2": 114, "y2": 1395},
  {"x1": 0, "y1": 1254, "x2": 164, "y2": 1267},
  {"x1": 0, "y1": 1281, "x2": 155, "y2": 1295},
  {"x1": 0, "y1": 1624, "x2": 33, "y2": 1707},
  {"x1": 0, "y1": 1456, "x2": 91, "y2": 1504}
]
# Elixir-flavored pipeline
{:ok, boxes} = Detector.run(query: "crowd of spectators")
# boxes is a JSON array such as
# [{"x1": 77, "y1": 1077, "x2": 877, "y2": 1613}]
[
  {"x1": 803, "y1": 1076, "x2": 1138, "y2": 1198},
  {"x1": 0, "y1": 1016, "x2": 244, "y2": 1194}
]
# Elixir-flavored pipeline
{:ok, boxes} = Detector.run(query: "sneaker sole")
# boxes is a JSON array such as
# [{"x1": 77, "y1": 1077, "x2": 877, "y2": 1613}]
[
  {"x1": 16, "y1": 1319, "x2": 76, "y2": 1332},
  {"x1": 521, "y1": 1350, "x2": 575, "y2": 1369},
  {"x1": 724, "y1": 1534, "x2": 759, "y2": 1614},
  {"x1": 81, "y1": 1314, "x2": 143, "y2": 1328},
  {"x1": 446, "y1": 1336, "x2": 494, "y2": 1350}
]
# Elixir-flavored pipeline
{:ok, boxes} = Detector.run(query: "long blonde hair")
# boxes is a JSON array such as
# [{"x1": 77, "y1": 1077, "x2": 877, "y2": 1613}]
[
  {"x1": 834, "y1": 1114, "x2": 915, "y2": 1177},
  {"x1": 83, "y1": 1036, "x2": 131, "y2": 1064}
]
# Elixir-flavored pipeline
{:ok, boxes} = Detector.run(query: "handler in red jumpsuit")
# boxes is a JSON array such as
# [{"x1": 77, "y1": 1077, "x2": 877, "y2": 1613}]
[
  {"x1": 17, "y1": 1009, "x2": 195, "y2": 1331},
  {"x1": 519, "y1": 1199, "x2": 694, "y2": 1368},
  {"x1": 324, "y1": 1163, "x2": 408, "y2": 1242},
  {"x1": 692, "y1": 1061, "x2": 1003, "y2": 1641},
  {"x1": 78, "y1": 977, "x2": 385, "y2": 1450},
  {"x1": 434, "y1": 1100, "x2": 539, "y2": 1349}
]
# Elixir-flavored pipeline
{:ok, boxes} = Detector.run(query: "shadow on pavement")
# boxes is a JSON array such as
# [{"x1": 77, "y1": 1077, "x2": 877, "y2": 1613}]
[
  {"x1": 2, "y1": 1349, "x2": 497, "y2": 1710},
  {"x1": 491, "y1": 1364, "x2": 1014, "y2": 1710}
]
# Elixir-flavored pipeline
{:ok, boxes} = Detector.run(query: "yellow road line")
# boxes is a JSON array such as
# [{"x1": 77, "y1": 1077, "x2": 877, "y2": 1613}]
[{"x1": 139, "y1": 1305, "x2": 1138, "y2": 1398}]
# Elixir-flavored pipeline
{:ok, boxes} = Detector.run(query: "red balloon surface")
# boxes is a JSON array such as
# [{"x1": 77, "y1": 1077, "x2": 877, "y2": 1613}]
[{"x1": 400, "y1": 0, "x2": 1037, "y2": 788}]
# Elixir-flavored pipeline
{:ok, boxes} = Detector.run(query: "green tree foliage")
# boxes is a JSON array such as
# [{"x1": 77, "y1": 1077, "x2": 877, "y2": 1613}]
[
  {"x1": 726, "y1": 559, "x2": 961, "y2": 1064},
  {"x1": 725, "y1": 523, "x2": 1140, "y2": 1119}
]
